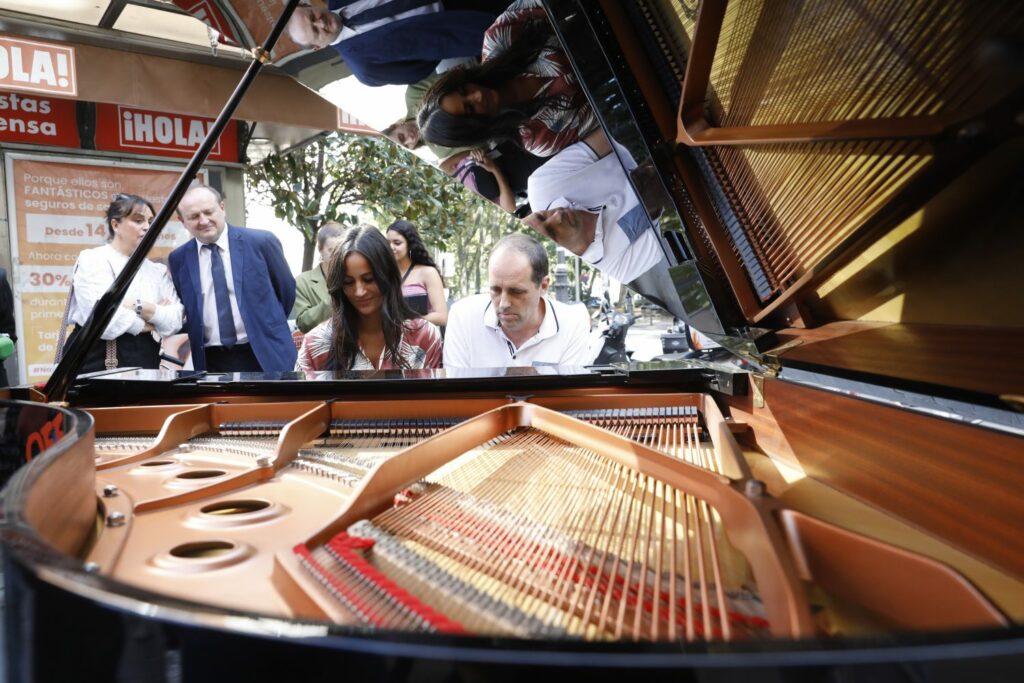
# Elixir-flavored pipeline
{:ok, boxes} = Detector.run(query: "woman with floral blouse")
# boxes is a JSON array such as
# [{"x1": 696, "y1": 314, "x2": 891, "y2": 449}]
[{"x1": 296, "y1": 225, "x2": 442, "y2": 373}]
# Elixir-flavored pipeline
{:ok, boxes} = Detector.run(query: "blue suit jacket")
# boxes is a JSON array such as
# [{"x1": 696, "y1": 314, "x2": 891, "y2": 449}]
[
  {"x1": 328, "y1": 0, "x2": 496, "y2": 86},
  {"x1": 168, "y1": 226, "x2": 297, "y2": 372}
]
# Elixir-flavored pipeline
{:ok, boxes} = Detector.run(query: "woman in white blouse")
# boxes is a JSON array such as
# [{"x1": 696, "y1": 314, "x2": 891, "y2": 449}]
[{"x1": 63, "y1": 194, "x2": 184, "y2": 372}]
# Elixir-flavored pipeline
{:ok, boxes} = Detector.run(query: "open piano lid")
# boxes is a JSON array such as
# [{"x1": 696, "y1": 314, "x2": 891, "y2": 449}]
[
  {"x1": 546, "y1": 0, "x2": 1024, "y2": 408},
  {"x1": 169, "y1": 0, "x2": 1023, "y2": 410}
]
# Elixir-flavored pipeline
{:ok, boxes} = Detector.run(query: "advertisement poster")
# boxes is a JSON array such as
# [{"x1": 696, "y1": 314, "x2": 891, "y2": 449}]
[
  {"x1": 0, "y1": 36, "x2": 77, "y2": 98},
  {"x1": 5, "y1": 154, "x2": 195, "y2": 384}
]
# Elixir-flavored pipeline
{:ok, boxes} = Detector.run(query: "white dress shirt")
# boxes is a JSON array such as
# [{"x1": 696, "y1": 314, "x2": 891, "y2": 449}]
[
  {"x1": 69, "y1": 244, "x2": 183, "y2": 341},
  {"x1": 443, "y1": 293, "x2": 593, "y2": 369},
  {"x1": 196, "y1": 228, "x2": 248, "y2": 346}
]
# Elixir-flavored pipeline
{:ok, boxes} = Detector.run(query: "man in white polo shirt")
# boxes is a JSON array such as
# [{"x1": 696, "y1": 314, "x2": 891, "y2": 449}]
[{"x1": 444, "y1": 234, "x2": 593, "y2": 369}]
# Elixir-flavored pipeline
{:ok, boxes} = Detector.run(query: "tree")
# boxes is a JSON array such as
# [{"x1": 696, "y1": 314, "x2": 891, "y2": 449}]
[{"x1": 247, "y1": 132, "x2": 520, "y2": 293}]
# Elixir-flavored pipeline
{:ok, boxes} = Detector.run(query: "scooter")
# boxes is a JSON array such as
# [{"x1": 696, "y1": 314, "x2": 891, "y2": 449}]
[{"x1": 588, "y1": 298, "x2": 636, "y2": 365}]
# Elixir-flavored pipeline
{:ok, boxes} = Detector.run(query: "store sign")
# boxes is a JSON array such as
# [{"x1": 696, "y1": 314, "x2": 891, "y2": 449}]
[
  {"x1": 0, "y1": 91, "x2": 79, "y2": 147},
  {"x1": 6, "y1": 155, "x2": 195, "y2": 383},
  {"x1": 96, "y1": 104, "x2": 239, "y2": 162},
  {"x1": 0, "y1": 37, "x2": 76, "y2": 97}
]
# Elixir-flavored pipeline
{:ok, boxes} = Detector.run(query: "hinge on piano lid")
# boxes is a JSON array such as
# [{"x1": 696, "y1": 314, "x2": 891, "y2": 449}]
[
  {"x1": 758, "y1": 339, "x2": 805, "y2": 377},
  {"x1": 748, "y1": 339, "x2": 803, "y2": 408},
  {"x1": 1001, "y1": 394, "x2": 1024, "y2": 413},
  {"x1": 750, "y1": 374, "x2": 765, "y2": 408}
]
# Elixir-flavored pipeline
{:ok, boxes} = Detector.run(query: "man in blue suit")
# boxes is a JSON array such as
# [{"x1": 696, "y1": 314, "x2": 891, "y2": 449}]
[
  {"x1": 286, "y1": 0, "x2": 508, "y2": 87},
  {"x1": 169, "y1": 182, "x2": 296, "y2": 373}
]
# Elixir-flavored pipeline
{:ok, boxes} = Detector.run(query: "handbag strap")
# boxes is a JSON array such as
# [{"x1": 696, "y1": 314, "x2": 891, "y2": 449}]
[
  {"x1": 104, "y1": 339, "x2": 118, "y2": 370},
  {"x1": 54, "y1": 261, "x2": 120, "y2": 370},
  {"x1": 53, "y1": 276, "x2": 76, "y2": 365}
]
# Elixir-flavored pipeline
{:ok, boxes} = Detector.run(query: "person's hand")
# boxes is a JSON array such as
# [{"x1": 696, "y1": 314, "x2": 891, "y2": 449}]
[
  {"x1": 470, "y1": 148, "x2": 498, "y2": 173},
  {"x1": 122, "y1": 299, "x2": 155, "y2": 320},
  {"x1": 139, "y1": 300, "x2": 157, "y2": 320},
  {"x1": 141, "y1": 323, "x2": 155, "y2": 333}
]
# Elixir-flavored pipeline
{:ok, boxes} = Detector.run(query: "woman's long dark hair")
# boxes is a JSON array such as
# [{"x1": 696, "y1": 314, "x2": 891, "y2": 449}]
[
  {"x1": 386, "y1": 220, "x2": 443, "y2": 284},
  {"x1": 326, "y1": 225, "x2": 420, "y2": 371},
  {"x1": 417, "y1": 19, "x2": 555, "y2": 149},
  {"x1": 105, "y1": 193, "x2": 155, "y2": 243}
]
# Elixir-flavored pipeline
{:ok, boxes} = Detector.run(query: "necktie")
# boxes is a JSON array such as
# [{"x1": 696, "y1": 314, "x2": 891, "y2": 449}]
[
  {"x1": 345, "y1": 0, "x2": 437, "y2": 28},
  {"x1": 203, "y1": 243, "x2": 237, "y2": 347}
]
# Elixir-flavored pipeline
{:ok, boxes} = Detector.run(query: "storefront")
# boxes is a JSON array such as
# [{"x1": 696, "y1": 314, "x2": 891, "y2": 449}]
[{"x1": 0, "y1": 30, "x2": 344, "y2": 384}]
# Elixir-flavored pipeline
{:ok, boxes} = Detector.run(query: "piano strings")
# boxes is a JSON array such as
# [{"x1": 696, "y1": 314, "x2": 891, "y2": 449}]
[{"x1": 296, "y1": 426, "x2": 768, "y2": 641}]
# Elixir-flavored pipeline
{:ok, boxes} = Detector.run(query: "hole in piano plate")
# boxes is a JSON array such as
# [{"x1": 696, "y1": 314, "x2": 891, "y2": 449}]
[
  {"x1": 190, "y1": 499, "x2": 285, "y2": 528},
  {"x1": 140, "y1": 460, "x2": 175, "y2": 468},
  {"x1": 151, "y1": 539, "x2": 255, "y2": 572},
  {"x1": 200, "y1": 499, "x2": 271, "y2": 516},
  {"x1": 176, "y1": 469, "x2": 227, "y2": 480},
  {"x1": 169, "y1": 541, "x2": 235, "y2": 559}
]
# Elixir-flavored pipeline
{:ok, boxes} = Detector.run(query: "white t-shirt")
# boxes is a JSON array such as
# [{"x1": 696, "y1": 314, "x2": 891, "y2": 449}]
[
  {"x1": 527, "y1": 139, "x2": 664, "y2": 284},
  {"x1": 443, "y1": 293, "x2": 594, "y2": 369}
]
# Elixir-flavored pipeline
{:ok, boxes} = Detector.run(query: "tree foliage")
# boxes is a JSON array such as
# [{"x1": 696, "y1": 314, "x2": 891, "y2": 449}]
[{"x1": 247, "y1": 133, "x2": 521, "y2": 294}]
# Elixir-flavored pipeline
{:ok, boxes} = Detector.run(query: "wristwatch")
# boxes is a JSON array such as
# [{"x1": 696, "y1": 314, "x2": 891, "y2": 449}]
[{"x1": 134, "y1": 298, "x2": 143, "y2": 316}]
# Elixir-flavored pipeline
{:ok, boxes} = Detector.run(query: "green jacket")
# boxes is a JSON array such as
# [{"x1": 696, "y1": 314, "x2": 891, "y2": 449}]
[{"x1": 291, "y1": 265, "x2": 332, "y2": 333}]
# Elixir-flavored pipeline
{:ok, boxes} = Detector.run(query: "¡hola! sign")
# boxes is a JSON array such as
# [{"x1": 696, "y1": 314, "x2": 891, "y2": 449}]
[
  {"x1": 0, "y1": 37, "x2": 76, "y2": 97},
  {"x1": 95, "y1": 104, "x2": 239, "y2": 162}
]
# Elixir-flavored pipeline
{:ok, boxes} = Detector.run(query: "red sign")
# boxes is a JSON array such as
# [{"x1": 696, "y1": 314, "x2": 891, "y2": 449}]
[
  {"x1": 95, "y1": 104, "x2": 239, "y2": 162},
  {"x1": 0, "y1": 36, "x2": 77, "y2": 97},
  {"x1": 0, "y1": 91, "x2": 79, "y2": 147}
]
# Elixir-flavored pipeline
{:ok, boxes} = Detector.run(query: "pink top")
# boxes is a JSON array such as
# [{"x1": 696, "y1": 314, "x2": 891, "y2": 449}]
[
  {"x1": 401, "y1": 282, "x2": 431, "y2": 315},
  {"x1": 297, "y1": 317, "x2": 443, "y2": 372}
]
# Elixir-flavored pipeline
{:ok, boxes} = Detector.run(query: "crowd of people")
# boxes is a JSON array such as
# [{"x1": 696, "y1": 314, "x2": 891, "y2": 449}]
[
  {"x1": 18, "y1": 0, "x2": 670, "y2": 384},
  {"x1": 55, "y1": 181, "x2": 596, "y2": 378},
  {"x1": 287, "y1": 0, "x2": 664, "y2": 285}
]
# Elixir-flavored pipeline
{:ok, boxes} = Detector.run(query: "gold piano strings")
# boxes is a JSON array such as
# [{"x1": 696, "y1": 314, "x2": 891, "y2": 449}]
[
  {"x1": 287, "y1": 418, "x2": 463, "y2": 485},
  {"x1": 94, "y1": 436, "x2": 153, "y2": 465},
  {"x1": 669, "y1": 0, "x2": 1023, "y2": 300},
  {"x1": 569, "y1": 407, "x2": 719, "y2": 473},
  {"x1": 298, "y1": 427, "x2": 770, "y2": 641}
]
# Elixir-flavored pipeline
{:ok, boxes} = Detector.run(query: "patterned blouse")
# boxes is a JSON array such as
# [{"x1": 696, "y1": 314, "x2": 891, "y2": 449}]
[
  {"x1": 482, "y1": 0, "x2": 598, "y2": 158},
  {"x1": 296, "y1": 317, "x2": 443, "y2": 372}
]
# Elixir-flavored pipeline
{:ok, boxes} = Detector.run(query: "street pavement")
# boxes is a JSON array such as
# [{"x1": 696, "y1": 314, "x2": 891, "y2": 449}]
[{"x1": 625, "y1": 317, "x2": 671, "y2": 361}]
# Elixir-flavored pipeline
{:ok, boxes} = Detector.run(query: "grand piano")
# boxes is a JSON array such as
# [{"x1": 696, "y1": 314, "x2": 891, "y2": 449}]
[{"x1": 1, "y1": 1, "x2": 1022, "y2": 681}]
